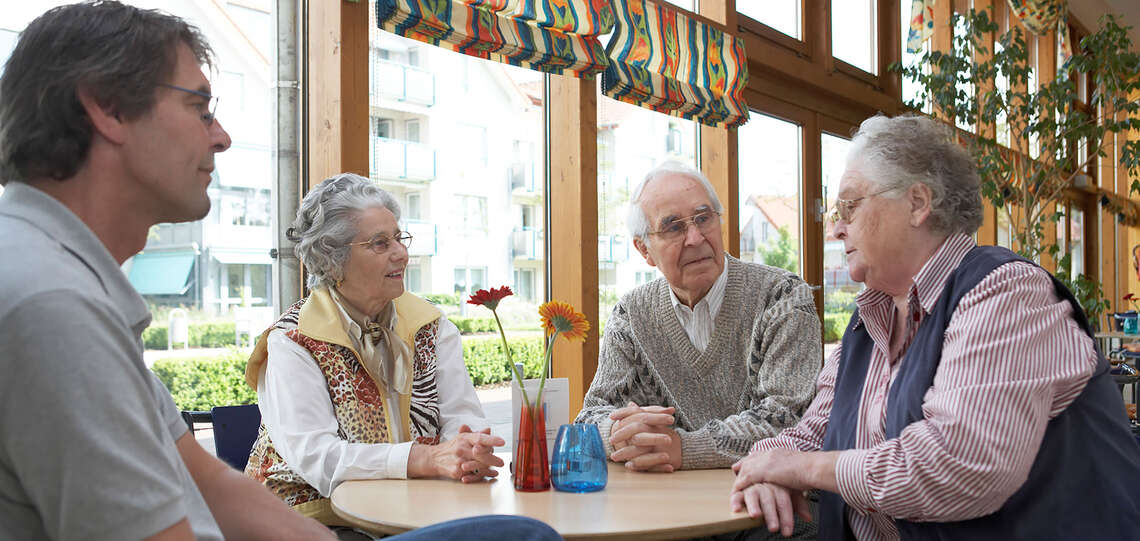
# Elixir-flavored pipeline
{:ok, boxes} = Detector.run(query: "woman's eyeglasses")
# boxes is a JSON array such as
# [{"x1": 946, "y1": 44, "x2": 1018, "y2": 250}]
[
  {"x1": 347, "y1": 232, "x2": 413, "y2": 254},
  {"x1": 827, "y1": 188, "x2": 894, "y2": 225}
]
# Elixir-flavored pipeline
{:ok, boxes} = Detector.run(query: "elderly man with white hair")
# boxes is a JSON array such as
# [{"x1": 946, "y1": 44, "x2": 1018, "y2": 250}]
[
  {"x1": 576, "y1": 161, "x2": 822, "y2": 487},
  {"x1": 731, "y1": 113, "x2": 1140, "y2": 540}
]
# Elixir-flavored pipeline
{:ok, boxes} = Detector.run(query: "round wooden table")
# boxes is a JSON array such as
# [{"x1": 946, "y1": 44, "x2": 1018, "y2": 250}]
[{"x1": 330, "y1": 458, "x2": 763, "y2": 539}]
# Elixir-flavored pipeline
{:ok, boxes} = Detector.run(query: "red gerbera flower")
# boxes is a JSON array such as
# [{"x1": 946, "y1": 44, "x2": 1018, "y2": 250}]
[{"x1": 467, "y1": 286, "x2": 513, "y2": 310}]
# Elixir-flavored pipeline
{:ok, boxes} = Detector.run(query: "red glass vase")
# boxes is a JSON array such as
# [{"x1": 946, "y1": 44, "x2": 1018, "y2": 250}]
[{"x1": 514, "y1": 402, "x2": 550, "y2": 491}]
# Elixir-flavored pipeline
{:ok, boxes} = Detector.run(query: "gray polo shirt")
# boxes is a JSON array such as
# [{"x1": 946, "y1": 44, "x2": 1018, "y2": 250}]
[{"x1": 0, "y1": 183, "x2": 222, "y2": 541}]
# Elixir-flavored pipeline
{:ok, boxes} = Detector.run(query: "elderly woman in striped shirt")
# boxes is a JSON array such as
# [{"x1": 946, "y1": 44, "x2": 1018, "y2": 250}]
[{"x1": 731, "y1": 113, "x2": 1140, "y2": 540}]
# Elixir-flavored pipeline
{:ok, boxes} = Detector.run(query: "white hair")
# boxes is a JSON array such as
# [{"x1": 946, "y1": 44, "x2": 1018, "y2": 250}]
[
  {"x1": 287, "y1": 173, "x2": 402, "y2": 289},
  {"x1": 847, "y1": 114, "x2": 983, "y2": 235},
  {"x1": 626, "y1": 161, "x2": 723, "y2": 240}
]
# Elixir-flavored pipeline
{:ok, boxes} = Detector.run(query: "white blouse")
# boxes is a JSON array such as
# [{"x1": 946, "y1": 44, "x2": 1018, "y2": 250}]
[{"x1": 257, "y1": 313, "x2": 486, "y2": 497}]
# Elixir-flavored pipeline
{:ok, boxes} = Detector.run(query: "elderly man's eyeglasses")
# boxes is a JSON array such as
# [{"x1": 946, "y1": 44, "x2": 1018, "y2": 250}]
[
  {"x1": 158, "y1": 84, "x2": 219, "y2": 127},
  {"x1": 648, "y1": 210, "x2": 721, "y2": 242},
  {"x1": 827, "y1": 189, "x2": 894, "y2": 225},
  {"x1": 348, "y1": 232, "x2": 413, "y2": 254}
]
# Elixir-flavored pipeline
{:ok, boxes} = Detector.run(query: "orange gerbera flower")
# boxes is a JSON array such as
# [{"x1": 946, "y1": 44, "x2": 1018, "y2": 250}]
[{"x1": 538, "y1": 300, "x2": 590, "y2": 341}]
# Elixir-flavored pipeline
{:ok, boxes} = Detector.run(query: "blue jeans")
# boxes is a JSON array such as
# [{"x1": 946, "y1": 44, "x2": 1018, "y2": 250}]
[{"x1": 388, "y1": 515, "x2": 560, "y2": 540}]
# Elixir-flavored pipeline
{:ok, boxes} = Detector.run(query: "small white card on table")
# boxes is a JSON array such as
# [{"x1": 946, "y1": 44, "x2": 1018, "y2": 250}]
[{"x1": 510, "y1": 377, "x2": 569, "y2": 464}]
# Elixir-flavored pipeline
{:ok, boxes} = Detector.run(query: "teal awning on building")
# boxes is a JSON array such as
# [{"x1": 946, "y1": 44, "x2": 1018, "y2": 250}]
[{"x1": 128, "y1": 251, "x2": 195, "y2": 295}]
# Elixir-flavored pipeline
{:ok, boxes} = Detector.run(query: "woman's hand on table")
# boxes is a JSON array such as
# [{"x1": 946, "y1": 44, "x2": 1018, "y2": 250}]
[
  {"x1": 729, "y1": 482, "x2": 812, "y2": 537},
  {"x1": 409, "y1": 424, "x2": 505, "y2": 483}
]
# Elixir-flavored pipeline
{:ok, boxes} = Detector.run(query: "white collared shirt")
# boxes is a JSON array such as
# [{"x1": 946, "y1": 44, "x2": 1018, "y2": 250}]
[
  {"x1": 667, "y1": 255, "x2": 729, "y2": 352},
  {"x1": 257, "y1": 310, "x2": 487, "y2": 496}
]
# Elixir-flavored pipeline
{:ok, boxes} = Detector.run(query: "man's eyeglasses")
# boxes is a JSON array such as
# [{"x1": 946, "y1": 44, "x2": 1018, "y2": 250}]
[
  {"x1": 648, "y1": 210, "x2": 721, "y2": 243},
  {"x1": 348, "y1": 232, "x2": 413, "y2": 254},
  {"x1": 158, "y1": 84, "x2": 219, "y2": 127},
  {"x1": 827, "y1": 188, "x2": 894, "y2": 225}
]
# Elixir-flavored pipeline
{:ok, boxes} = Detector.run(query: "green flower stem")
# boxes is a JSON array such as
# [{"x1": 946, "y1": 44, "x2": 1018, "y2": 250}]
[
  {"x1": 533, "y1": 331, "x2": 559, "y2": 408},
  {"x1": 491, "y1": 308, "x2": 530, "y2": 406}
]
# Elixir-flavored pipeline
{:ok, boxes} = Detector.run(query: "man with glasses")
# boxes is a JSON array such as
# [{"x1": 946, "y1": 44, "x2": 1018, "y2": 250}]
[
  {"x1": 0, "y1": 3, "x2": 329, "y2": 540},
  {"x1": 576, "y1": 161, "x2": 821, "y2": 536}
]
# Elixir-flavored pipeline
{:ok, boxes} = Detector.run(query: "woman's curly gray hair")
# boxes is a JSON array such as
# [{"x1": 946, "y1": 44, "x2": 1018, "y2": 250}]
[
  {"x1": 287, "y1": 173, "x2": 401, "y2": 289},
  {"x1": 847, "y1": 113, "x2": 983, "y2": 235}
]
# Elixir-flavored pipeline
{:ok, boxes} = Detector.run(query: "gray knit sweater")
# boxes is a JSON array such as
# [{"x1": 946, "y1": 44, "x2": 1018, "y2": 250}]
[{"x1": 576, "y1": 255, "x2": 821, "y2": 469}]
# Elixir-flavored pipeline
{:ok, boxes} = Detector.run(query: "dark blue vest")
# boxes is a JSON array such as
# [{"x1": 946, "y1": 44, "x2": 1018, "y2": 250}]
[{"x1": 819, "y1": 246, "x2": 1140, "y2": 540}]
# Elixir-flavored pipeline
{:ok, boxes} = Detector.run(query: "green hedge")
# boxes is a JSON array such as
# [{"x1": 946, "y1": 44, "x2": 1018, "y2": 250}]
[
  {"x1": 822, "y1": 311, "x2": 852, "y2": 342},
  {"x1": 143, "y1": 321, "x2": 239, "y2": 350},
  {"x1": 422, "y1": 293, "x2": 460, "y2": 306},
  {"x1": 463, "y1": 335, "x2": 545, "y2": 385},
  {"x1": 450, "y1": 317, "x2": 497, "y2": 334},
  {"x1": 150, "y1": 336, "x2": 549, "y2": 410},
  {"x1": 151, "y1": 349, "x2": 256, "y2": 411}
]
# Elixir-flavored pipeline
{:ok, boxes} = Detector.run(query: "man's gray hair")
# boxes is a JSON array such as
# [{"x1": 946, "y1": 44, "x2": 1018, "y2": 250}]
[
  {"x1": 847, "y1": 113, "x2": 983, "y2": 235},
  {"x1": 626, "y1": 161, "x2": 724, "y2": 240},
  {"x1": 287, "y1": 173, "x2": 402, "y2": 289},
  {"x1": 0, "y1": 1, "x2": 213, "y2": 184}
]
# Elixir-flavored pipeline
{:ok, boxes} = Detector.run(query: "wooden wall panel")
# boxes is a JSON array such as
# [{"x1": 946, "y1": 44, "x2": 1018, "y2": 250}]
[{"x1": 548, "y1": 75, "x2": 599, "y2": 418}]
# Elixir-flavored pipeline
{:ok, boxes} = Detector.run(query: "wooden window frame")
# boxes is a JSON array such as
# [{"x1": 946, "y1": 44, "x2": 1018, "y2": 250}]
[{"x1": 310, "y1": 0, "x2": 1134, "y2": 413}]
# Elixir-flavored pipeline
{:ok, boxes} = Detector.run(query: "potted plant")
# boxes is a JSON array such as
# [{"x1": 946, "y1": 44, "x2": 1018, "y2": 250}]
[{"x1": 893, "y1": 7, "x2": 1140, "y2": 323}]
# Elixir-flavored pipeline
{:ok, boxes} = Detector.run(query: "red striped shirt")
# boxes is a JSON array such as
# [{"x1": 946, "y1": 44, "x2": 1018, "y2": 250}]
[{"x1": 752, "y1": 233, "x2": 1097, "y2": 540}]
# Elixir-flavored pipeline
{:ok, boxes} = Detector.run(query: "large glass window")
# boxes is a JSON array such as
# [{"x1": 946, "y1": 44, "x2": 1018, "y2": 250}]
[
  {"x1": 738, "y1": 113, "x2": 801, "y2": 273},
  {"x1": 739, "y1": 1, "x2": 800, "y2": 40},
  {"x1": 833, "y1": 0, "x2": 877, "y2": 74},
  {"x1": 369, "y1": 6, "x2": 545, "y2": 338},
  {"x1": 596, "y1": 93, "x2": 696, "y2": 324},
  {"x1": 821, "y1": 133, "x2": 856, "y2": 348}
]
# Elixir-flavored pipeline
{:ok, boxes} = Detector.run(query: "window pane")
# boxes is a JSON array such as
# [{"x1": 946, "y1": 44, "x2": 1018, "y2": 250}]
[
  {"x1": 597, "y1": 92, "x2": 696, "y2": 324},
  {"x1": 821, "y1": 133, "x2": 856, "y2": 348},
  {"x1": 739, "y1": 1, "x2": 800, "y2": 40},
  {"x1": 369, "y1": 7, "x2": 546, "y2": 371},
  {"x1": 738, "y1": 113, "x2": 801, "y2": 274},
  {"x1": 997, "y1": 207, "x2": 1013, "y2": 248},
  {"x1": 1069, "y1": 208, "x2": 1084, "y2": 276},
  {"x1": 832, "y1": 0, "x2": 877, "y2": 74},
  {"x1": 662, "y1": 0, "x2": 694, "y2": 11},
  {"x1": 900, "y1": 1, "x2": 931, "y2": 112}
]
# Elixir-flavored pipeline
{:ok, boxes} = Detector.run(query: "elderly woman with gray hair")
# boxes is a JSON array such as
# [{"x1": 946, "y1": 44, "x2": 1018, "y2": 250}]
[
  {"x1": 731, "y1": 114, "x2": 1139, "y2": 540},
  {"x1": 243, "y1": 173, "x2": 503, "y2": 526}
]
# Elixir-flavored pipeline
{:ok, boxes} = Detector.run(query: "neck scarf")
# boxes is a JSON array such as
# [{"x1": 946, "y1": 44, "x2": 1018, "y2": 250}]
[{"x1": 331, "y1": 288, "x2": 413, "y2": 396}]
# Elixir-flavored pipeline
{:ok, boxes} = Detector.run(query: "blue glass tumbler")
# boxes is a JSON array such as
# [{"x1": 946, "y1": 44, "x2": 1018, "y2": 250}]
[{"x1": 550, "y1": 423, "x2": 607, "y2": 493}]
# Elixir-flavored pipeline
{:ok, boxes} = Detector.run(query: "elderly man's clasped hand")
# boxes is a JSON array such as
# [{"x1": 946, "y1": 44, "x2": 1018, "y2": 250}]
[
  {"x1": 410, "y1": 424, "x2": 504, "y2": 483},
  {"x1": 608, "y1": 401, "x2": 683, "y2": 472}
]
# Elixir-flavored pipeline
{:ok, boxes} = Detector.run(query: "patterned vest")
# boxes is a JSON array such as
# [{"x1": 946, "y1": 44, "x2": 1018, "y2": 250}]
[{"x1": 244, "y1": 289, "x2": 445, "y2": 519}]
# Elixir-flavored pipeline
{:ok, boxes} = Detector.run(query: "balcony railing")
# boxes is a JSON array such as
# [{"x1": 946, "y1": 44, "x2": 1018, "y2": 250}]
[
  {"x1": 512, "y1": 227, "x2": 542, "y2": 260},
  {"x1": 405, "y1": 220, "x2": 438, "y2": 256},
  {"x1": 372, "y1": 59, "x2": 435, "y2": 106},
  {"x1": 508, "y1": 161, "x2": 537, "y2": 193},
  {"x1": 598, "y1": 234, "x2": 632, "y2": 263},
  {"x1": 370, "y1": 136, "x2": 436, "y2": 182}
]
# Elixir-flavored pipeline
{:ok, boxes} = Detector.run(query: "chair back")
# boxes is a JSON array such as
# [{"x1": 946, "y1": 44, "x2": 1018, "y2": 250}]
[{"x1": 211, "y1": 404, "x2": 261, "y2": 470}]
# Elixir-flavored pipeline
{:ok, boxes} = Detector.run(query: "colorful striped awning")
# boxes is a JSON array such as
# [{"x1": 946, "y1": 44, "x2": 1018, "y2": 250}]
[
  {"x1": 602, "y1": 0, "x2": 749, "y2": 128},
  {"x1": 377, "y1": 0, "x2": 615, "y2": 77},
  {"x1": 1007, "y1": 0, "x2": 1065, "y2": 35}
]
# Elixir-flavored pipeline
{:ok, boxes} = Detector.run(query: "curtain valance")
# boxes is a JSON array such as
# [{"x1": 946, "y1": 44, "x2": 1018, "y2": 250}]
[
  {"x1": 377, "y1": 0, "x2": 615, "y2": 77},
  {"x1": 601, "y1": 0, "x2": 749, "y2": 128}
]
